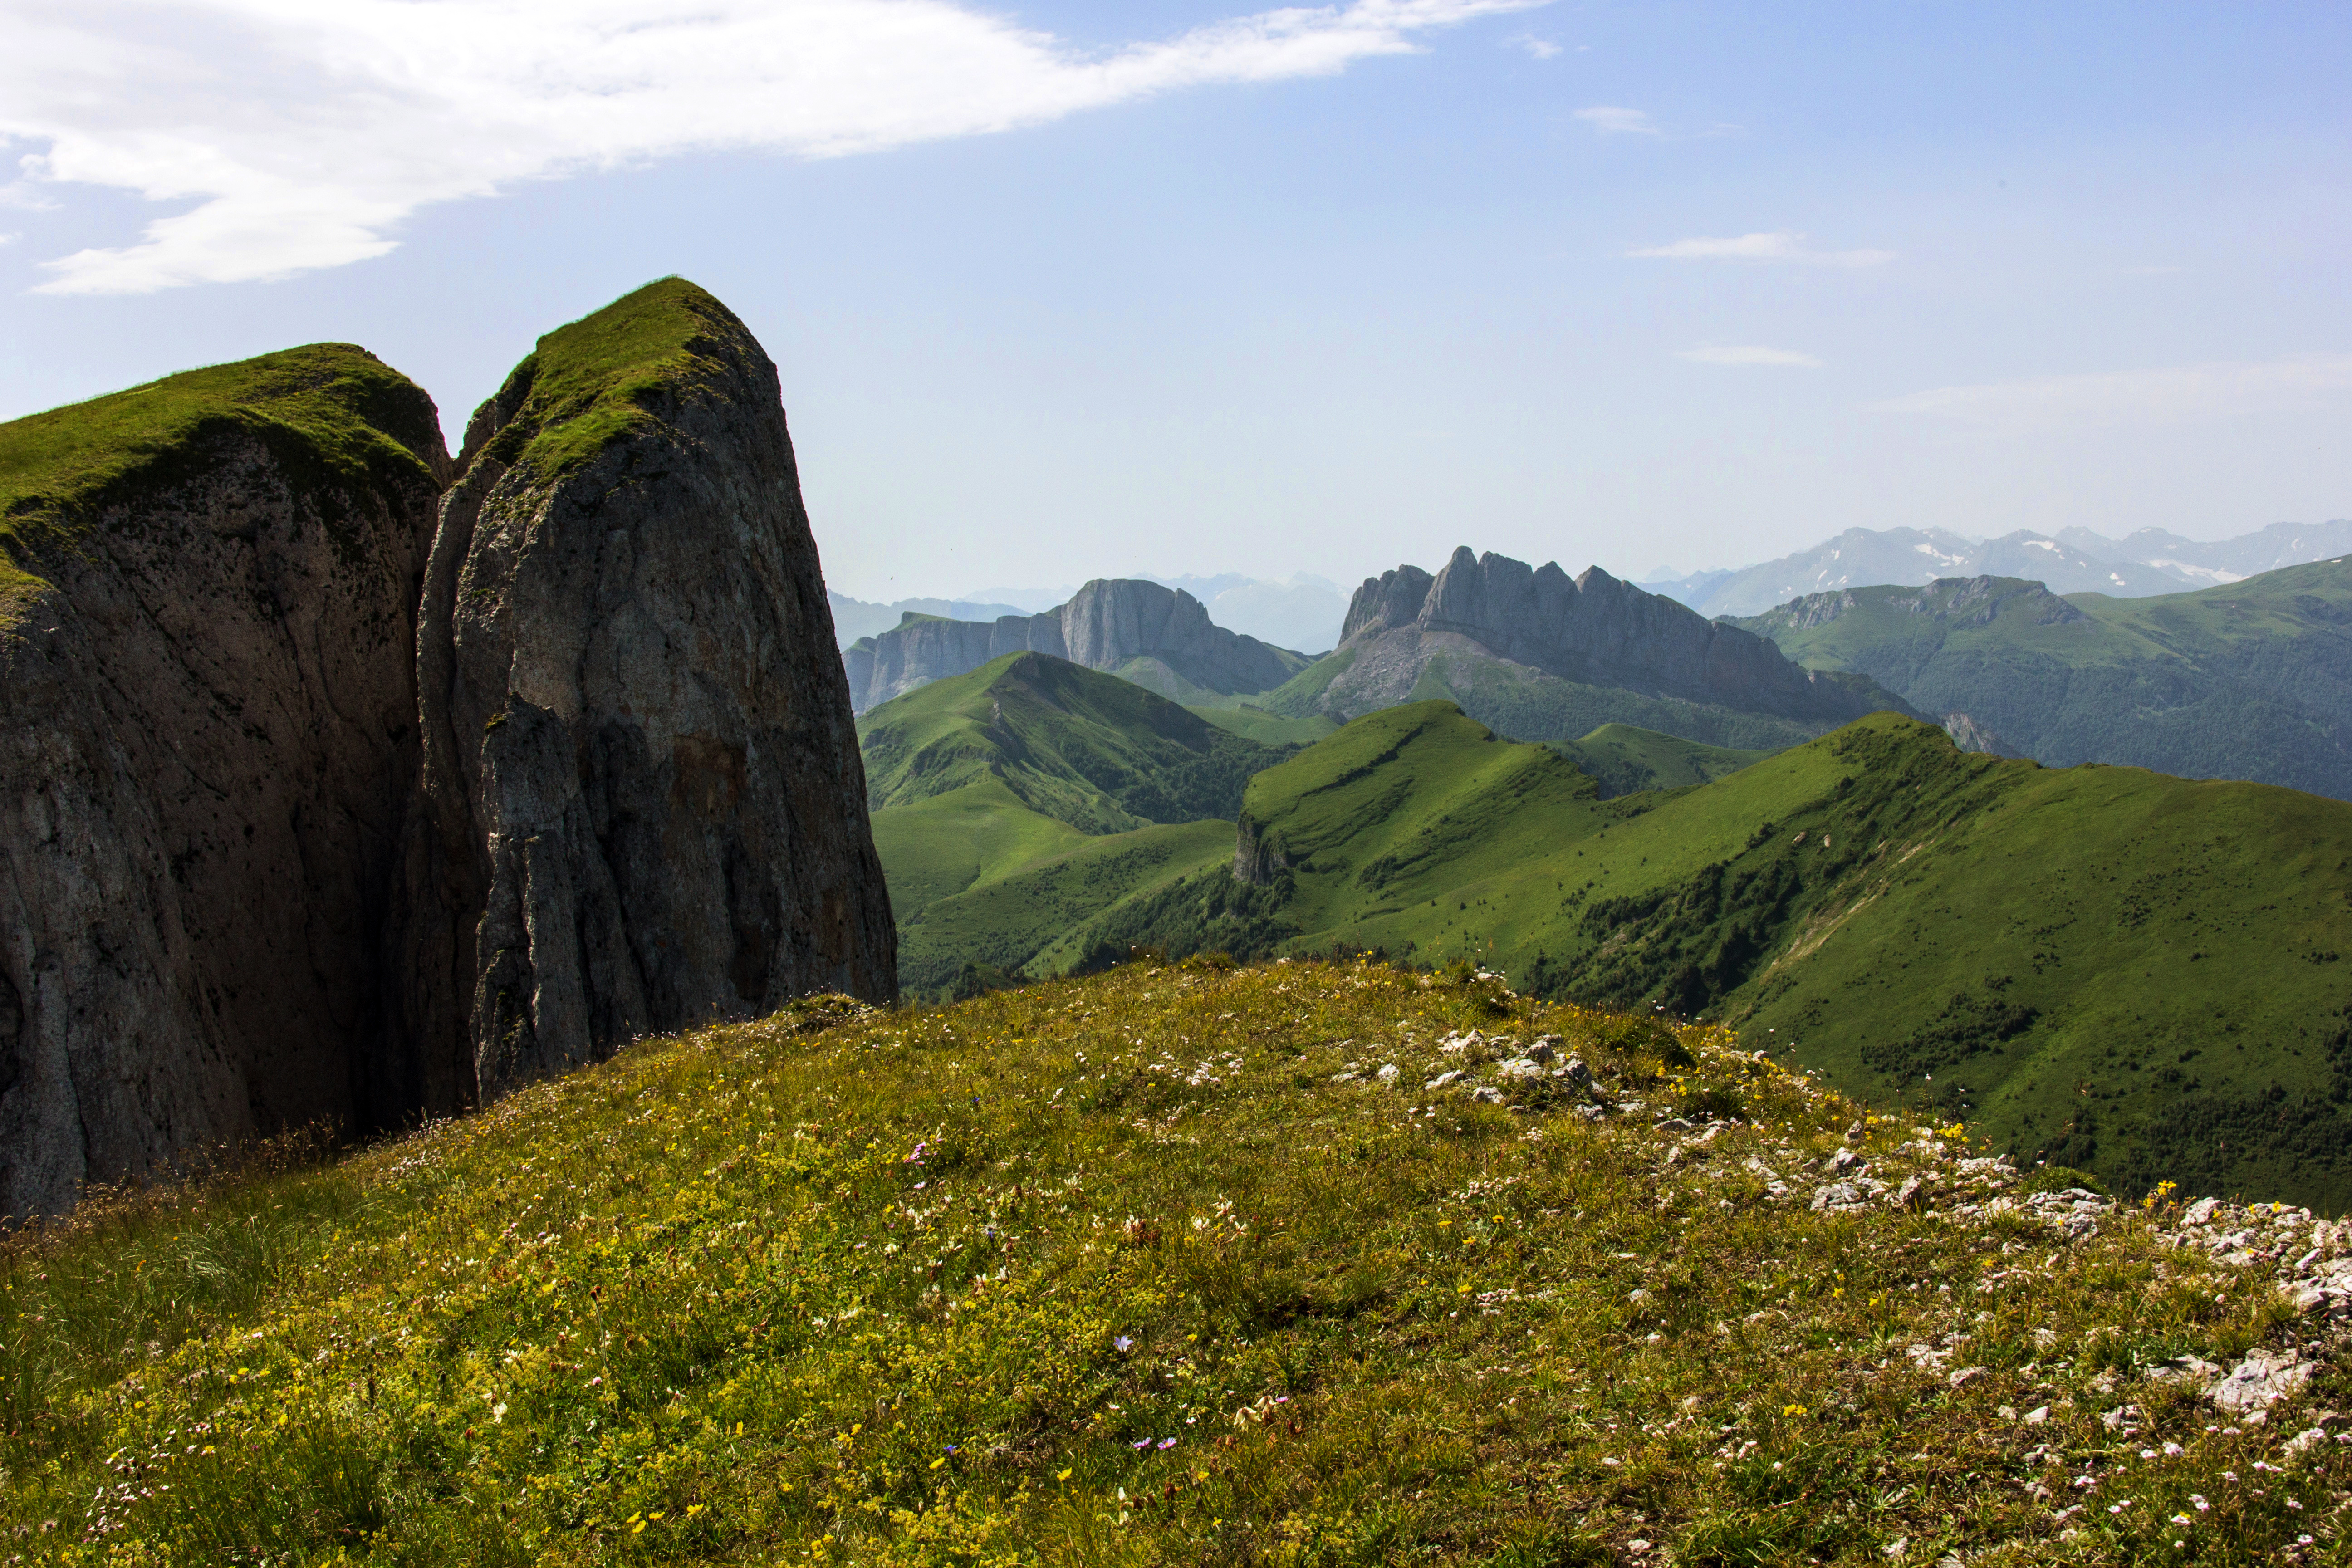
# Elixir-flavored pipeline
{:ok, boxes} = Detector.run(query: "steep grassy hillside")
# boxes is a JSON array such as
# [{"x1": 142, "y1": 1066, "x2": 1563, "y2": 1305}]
[
  {"x1": 858, "y1": 655, "x2": 1295, "y2": 992},
  {"x1": 1258, "y1": 645, "x2": 1842, "y2": 752},
  {"x1": 6, "y1": 960, "x2": 2345, "y2": 1565},
  {"x1": 1076, "y1": 704, "x2": 2352, "y2": 1208},
  {"x1": 1735, "y1": 563, "x2": 2352, "y2": 799},
  {"x1": 1187, "y1": 703, "x2": 1340, "y2": 747},
  {"x1": 1553, "y1": 723, "x2": 1777, "y2": 798}
]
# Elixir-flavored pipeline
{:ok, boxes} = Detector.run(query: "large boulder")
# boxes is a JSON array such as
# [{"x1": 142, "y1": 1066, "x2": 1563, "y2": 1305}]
[
  {"x1": 0, "y1": 348, "x2": 448, "y2": 1218},
  {"x1": 399, "y1": 279, "x2": 896, "y2": 1101}
]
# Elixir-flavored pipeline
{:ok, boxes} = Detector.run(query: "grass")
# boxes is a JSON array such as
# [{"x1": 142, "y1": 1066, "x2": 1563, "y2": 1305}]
[
  {"x1": 0, "y1": 343, "x2": 444, "y2": 604},
  {"x1": 1, "y1": 960, "x2": 2342, "y2": 1564},
  {"x1": 897, "y1": 821, "x2": 1234, "y2": 996},
  {"x1": 1066, "y1": 703, "x2": 2352, "y2": 1210},
  {"x1": 1258, "y1": 647, "x2": 1842, "y2": 754},
  {"x1": 859, "y1": 656, "x2": 1298, "y2": 979},
  {"x1": 475, "y1": 278, "x2": 749, "y2": 482},
  {"x1": 1187, "y1": 707, "x2": 1341, "y2": 748},
  {"x1": 1734, "y1": 562, "x2": 2352, "y2": 800},
  {"x1": 1550, "y1": 724, "x2": 1778, "y2": 799}
]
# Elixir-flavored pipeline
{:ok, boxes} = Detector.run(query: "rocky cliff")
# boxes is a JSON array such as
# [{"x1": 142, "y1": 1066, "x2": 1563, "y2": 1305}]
[
  {"x1": 1338, "y1": 547, "x2": 1897, "y2": 723},
  {"x1": 0, "y1": 280, "x2": 897, "y2": 1219},
  {"x1": 0, "y1": 348, "x2": 447, "y2": 1219},
  {"x1": 843, "y1": 578, "x2": 1305, "y2": 713},
  {"x1": 401, "y1": 279, "x2": 896, "y2": 1103}
]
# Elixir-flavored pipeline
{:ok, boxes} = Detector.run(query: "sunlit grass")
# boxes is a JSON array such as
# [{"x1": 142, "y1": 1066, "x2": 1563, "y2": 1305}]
[{"x1": 0, "y1": 960, "x2": 2339, "y2": 1564}]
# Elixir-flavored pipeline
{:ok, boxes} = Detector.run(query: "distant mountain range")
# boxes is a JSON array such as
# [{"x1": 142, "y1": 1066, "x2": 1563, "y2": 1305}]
[
  {"x1": 1642, "y1": 519, "x2": 2352, "y2": 618},
  {"x1": 841, "y1": 579, "x2": 1310, "y2": 714},
  {"x1": 1735, "y1": 560, "x2": 2352, "y2": 800},
  {"x1": 829, "y1": 571, "x2": 1348, "y2": 654}
]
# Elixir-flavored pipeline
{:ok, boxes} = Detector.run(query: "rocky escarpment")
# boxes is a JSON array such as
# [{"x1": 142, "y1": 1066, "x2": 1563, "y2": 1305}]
[
  {"x1": 1336, "y1": 547, "x2": 1906, "y2": 725},
  {"x1": 843, "y1": 578, "x2": 1305, "y2": 713},
  {"x1": 400, "y1": 279, "x2": 895, "y2": 1103},
  {"x1": 0, "y1": 348, "x2": 448, "y2": 1219}
]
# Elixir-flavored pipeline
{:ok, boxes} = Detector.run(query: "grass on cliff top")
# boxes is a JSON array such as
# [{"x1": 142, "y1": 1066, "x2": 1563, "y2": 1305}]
[
  {"x1": 3, "y1": 959, "x2": 2343, "y2": 1565},
  {"x1": 0, "y1": 344, "x2": 444, "y2": 600},
  {"x1": 479, "y1": 277, "x2": 747, "y2": 483}
]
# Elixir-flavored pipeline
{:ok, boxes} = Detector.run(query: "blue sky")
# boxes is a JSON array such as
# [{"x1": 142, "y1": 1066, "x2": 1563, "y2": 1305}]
[{"x1": 2, "y1": 1, "x2": 2346, "y2": 601}]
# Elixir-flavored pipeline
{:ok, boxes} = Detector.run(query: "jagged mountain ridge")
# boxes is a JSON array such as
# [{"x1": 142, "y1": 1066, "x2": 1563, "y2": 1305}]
[
  {"x1": 841, "y1": 578, "x2": 1309, "y2": 713},
  {"x1": 1263, "y1": 546, "x2": 1921, "y2": 748}
]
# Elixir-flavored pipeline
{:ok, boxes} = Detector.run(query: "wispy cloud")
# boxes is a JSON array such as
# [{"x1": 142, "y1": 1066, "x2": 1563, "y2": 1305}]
[
  {"x1": 0, "y1": 0, "x2": 1548, "y2": 295},
  {"x1": 1629, "y1": 231, "x2": 1895, "y2": 267},
  {"x1": 1875, "y1": 354, "x2": 2352, "y2": 430},
  {"x1": 1513, "y1": 35, "x2": 1562, "y2": 59},
  {"x1": 1572, "y1": 106, "x2": 1658, "y2": 136},
  {"x1": 1677, "y1": 344, "x2": 1821, "y2": 368}
]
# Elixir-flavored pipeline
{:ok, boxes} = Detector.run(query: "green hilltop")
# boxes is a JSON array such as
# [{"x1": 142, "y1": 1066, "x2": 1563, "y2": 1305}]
[
  {"x1": 1735, "y1": 562, "x2": 2352, "y2": 799},
  {"x1": 6, "y1": 962, "x2": 2346, "y2": 1563},
  {"x1": 858, "y1": 652, "x2": 1296, "y2": 995},
  {"x1": 0, "y1": 344, "x2": 445, "y2": 609},
  {"x1": 1552, "y1": 723, "x2": 1777, "y2": 798},
  {"x1": 1070, "y1": 701, "x2": 2352, "y2": 1209},
  {"x1": 474, "y1": 277, "x2": 755, "y2": 481}
]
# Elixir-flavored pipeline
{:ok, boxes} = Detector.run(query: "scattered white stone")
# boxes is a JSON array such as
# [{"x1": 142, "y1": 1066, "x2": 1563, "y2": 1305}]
[
  {"x1": 2024, "y1": 1406, "x2": 2049, "y2": 1425},
  {"x1": 2210, "y1": 1352, "x2": 2316, "y2": 1413},
  {"x1": 1425, "y1": 1070, "x2": 1465, "y2": 1092},
  {"x1": 1375, "y1": 1063, "x2": 1400, "y2": 1084},
  {"x1": 1470, "y1": 1085, "x2": 1504, "y2": 1105}
]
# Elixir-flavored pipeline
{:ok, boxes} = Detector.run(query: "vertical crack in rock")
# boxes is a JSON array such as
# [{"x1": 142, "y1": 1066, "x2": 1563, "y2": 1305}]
[{"x1": 401, "y1": 279, "x2": 895, "y2": 1103}]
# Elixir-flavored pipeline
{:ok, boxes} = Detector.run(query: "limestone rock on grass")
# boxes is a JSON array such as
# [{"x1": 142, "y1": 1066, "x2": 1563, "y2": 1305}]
[
  {"x1": 401, "y1": 279, "x2": 895, "y2": 1101},
  {"x1": 0, "y1": 347, "x2": 448, "y2": 1218}
]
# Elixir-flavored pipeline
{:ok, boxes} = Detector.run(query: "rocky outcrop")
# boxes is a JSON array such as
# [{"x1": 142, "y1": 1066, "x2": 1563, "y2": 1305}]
[
  {"x1": 0, "y1": 280, "x2": 897, "y2": 1220},
  {"x1": 1334, "y1": 547, "x2": 1897, "y2": 725},
  {"x1": 842, "y1": 578, "x2": 1304, "y2": 713},
  {"x1": 843, "y1": 610, "x2": 1065, "y2": 713},
  {"x1": 400, "y1": 279, "x2": 895, "y2": 1103},
  {"x1": 0, "y1": 348, "x2": 448, "y2": 1219}
]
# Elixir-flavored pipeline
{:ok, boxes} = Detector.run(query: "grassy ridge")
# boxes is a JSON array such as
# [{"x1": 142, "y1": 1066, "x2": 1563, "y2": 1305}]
[
  {"x1": 0, "y1": 344, "x2": 444, "y2": 605},
  {"x1": 3, "y1": 961, "x2": 2341, "y2": 1564},
  {"x1": 1735, "y1": 563, "x2": 2352, "y2": 799},
  {"x1": 1551, "y1": 724, "x2": 1776, "y2": 798},
  {"x1": 859, "y1": 656, "x2": 1298, "y2": 991},
  {"x1": 1258, "y1": 646, "x2": 1841, "y2": 753},
  {"x1": 1075, "y1": 704, "x2": 2352, "y2": 1208}
]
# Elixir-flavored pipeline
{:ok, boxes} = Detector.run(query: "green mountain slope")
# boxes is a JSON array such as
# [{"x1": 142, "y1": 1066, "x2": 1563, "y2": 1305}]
[
  {"x1": 12, "y1": 964, "x2": 2343, "y2": 1563},
  {"x1": 1256, "y1": 644, "x2": 1848, "y2": 751},
  {"x1": 1734, "y1": 562, "x2": 2352, "y2": 799},
  {"x1": 858, "y1": 653, "x2": 1296, "y2": 993},
  {"x1": 1075, "y1": 701, "x2": 2352, "y2": 1207},
  {"x1": 1553, "y1": 723, "x2": 1777, "y2": 797}
]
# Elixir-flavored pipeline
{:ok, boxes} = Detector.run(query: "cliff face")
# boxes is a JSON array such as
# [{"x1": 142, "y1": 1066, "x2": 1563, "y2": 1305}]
[
  {"x1": 0, "y1": 348, "x2": 447, "y2": 1219},
  {"x1": 401, "y1": 280, "x2": 895, "y2": 1103},
  {"x1": 842, "y1": 579, "x2": 1303, "y2": 713},
  {"x1": 1330, "y1": 547, "x2": 1907, "y2": 726}
]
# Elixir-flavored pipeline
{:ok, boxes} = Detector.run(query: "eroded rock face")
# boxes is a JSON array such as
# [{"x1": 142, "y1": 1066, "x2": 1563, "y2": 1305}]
[
  {"x1": 842, "y1": 578, "x2": 1302, "y2": 713},
  {"x1": 1335, "y1": 547, "x2": 1906, "y2": 726},
  {"x1": 401, "y1": 280, "x2": 895, "y2": 1101},
  {"x1": 0, "y1": 349, "x2": 447, "y2": 1219}
]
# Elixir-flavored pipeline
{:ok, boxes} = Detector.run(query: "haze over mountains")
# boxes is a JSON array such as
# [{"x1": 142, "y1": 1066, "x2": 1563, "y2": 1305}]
[{"x1": 1643, "y1": 519, "x2": 2352, "y2": 618}]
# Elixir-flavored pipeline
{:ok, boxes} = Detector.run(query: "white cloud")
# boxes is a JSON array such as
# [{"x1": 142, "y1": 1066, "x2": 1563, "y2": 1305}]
[
  {"x1": 1875, "y1": 354, "x2": 2352, "y2": 430},
  {"x1": 1676, "y1": 344, "x2": 1821, "y2": 368},
  {"x1": 0, "y1": 0, "x2": 1547, "y2": 295},
  {"x1": 1514, "y1": 35, "x2": 1561, "y2": 59},
  {"x1": 1628, "y1": 230, "x2": 1895, "y2": 267},
  {"x1": 1573, "y1": 106, "x2": 1657, "y2": 135}
]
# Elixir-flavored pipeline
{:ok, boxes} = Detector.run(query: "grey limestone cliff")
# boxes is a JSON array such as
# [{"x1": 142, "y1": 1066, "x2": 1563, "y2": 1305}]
[
  {"x1": 0, "y1": 348, "x2": 448, "y2": 1219},
  {"x1": 843, "y1": 578, "x2": 1304, "y2": 713},
  {"x1": 1319, "y1": 547, "x2": 1913, "y2": 732},
  {"x1": 400, "y1": 279, "x2": 895, "y2": 1105}
]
